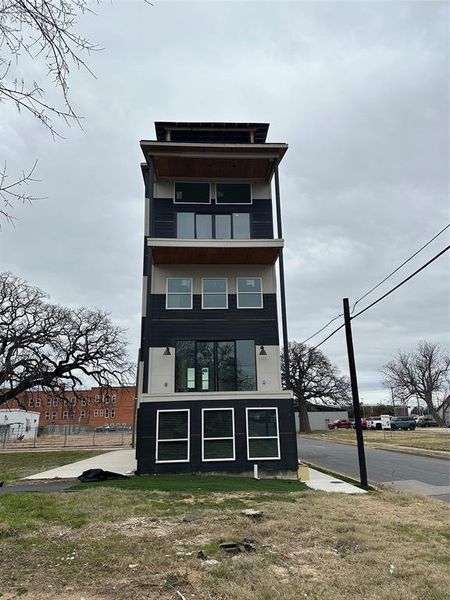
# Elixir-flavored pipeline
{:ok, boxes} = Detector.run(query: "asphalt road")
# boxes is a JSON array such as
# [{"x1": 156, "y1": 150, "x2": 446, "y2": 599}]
[{"x1": 297, "y1": 435, "x2": 450, "y2": 502}]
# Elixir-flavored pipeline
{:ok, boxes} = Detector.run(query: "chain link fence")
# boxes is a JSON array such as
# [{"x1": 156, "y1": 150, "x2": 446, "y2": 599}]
[{"x1": 0, "y1": 425, "x2": 133, "y2": 450}]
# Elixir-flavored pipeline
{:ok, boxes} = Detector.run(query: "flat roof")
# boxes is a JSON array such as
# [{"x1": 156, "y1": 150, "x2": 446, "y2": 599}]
[{"x1": 154, "y1": 121, "x2": 270, "y2": 144}]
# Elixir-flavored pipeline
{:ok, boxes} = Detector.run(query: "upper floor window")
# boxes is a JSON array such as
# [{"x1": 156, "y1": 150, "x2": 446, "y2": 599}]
[
  {"x1": 202, "y1": 278, "x2": 228, "y2": 309},
  {"x1": 177, "y1": 213, "x2": 250, "y2": 240},
  {"x1": 236, "y1": 278, "x2": 263, "y2": 308},
  {"x1": 166, "y1": 278, "x2": 193, "y2": 309},
  {"x1": 175, "y1": 182, "x2": 210, "y2": 204},
  {"x1": 216, "y1": 183, "x2": 251, "y2": 204}
]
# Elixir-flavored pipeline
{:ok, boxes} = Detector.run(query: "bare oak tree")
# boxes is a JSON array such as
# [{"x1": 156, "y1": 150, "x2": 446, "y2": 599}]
[
  {"x1": 382, "y1": 341, "x2": 450, "y2": 426},
  {"x1": 0, "y1": 272, "x2": 134, "y2": 406},
  {"x1": 281, "y1": 341, "x2": 351, "y2": 433},
  {"x1": 0, "y1": 0, "x2": 100, "y2": 224}
]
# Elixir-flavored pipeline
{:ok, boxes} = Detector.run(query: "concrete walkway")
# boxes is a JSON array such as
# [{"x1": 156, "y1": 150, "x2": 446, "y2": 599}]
[
  {"x1": 303, "y1": 466, "x2": 366, "y2": 494},
  {"x1": 24, "y1": 449, "x2": 136, "y2": 480}
]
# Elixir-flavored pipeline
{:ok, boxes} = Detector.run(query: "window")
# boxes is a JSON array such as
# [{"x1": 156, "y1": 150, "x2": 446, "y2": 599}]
[
  {"x1": 156, "y1": 410, "x2": 190, "y2": 463},
  {"x1": 99, "y1": 409, "x2": 104, "y2": 417},
  {"x1": 166, "y1": 278, "x2": 193, "y2": 309},
  {"x1": 95, "y1": 395, "x2": 100, "y2": 402},
  {"x1": 81, "y1": 398, "x2": 87, "y2": 406},
  {"x1": 53, "y1": 399, "x2": 58, "y2": 407},
  {"x1": 80, "y1": 410, "x2": 86, "y2": 419},
  {"x1": 63, "y1": 411, "x2": 69, "y2": 420},
  {"x1": 176, "y1": 213, "x2": 250, "y2": 240},
  {"x1": 94, "y1": 409, "x2": 99, "y2": 417},
  {"x1": 45, "y1": 411, "x2": 50, "y2": 420},
  {"x1": 175, "y1": 340, "x2": 256, "y2": 392},
  {"x1": 35, "y1": 398, "x2": 41, "y2": 407},
  {"x1": 237, "y1": 278, "x2": 263, "y2": 308},
  {"x1": 202, "y1": 409, "x2": 235, "y2": 461},
  {"x1": 175, "y1": 182, "x2": 210, "y2": 204},
  {"x1": 246, "y1": 408, "x2": 280, "y2": 460},
  {"x1": 216, "y1": 183, "x2": 251, "y2": 204},
  {"x1": 105, "y1": 409, "x2": 110, "y2": 418},
  {"x1": 111, "y1": 408, "x2": 116, "y2": 418},
  {"x1": 52, "y1": 411, "x2": 57, "y2": 420},
  {"x1": 111, "y1": 395, "x2": 116, "y2": 404},
  {"x1": 47, "y1": 398, "x2": 51, "y2": 406},
  {"x1": 29, "y1": 398, "x2": 34, "y2": 407},
  {"x1": 202, "y1": 278, "x2": 228, "y2": 309}
]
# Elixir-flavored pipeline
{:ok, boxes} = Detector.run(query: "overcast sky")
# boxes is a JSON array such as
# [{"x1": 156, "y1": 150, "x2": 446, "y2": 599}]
[{"x1": 0, "y1": 1, "x2": 448, "y2": 406}]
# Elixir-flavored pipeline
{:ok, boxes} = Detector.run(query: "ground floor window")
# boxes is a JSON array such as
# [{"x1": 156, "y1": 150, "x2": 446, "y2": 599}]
[
  {"x1": 246, "y1": 408, "x2": 280, "y2": 460},
  {"x1": 156, "y1": 409, "x2": 190, "y2": 463},
  {"x1": 202, "y1": 408, "x2": 235, "y2": 461},
  {"x1": 175, "y1": 340, "x2": 256, "y2": 392}
]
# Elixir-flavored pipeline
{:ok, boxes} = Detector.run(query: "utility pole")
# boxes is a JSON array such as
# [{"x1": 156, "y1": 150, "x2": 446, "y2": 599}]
[{"x1": 343, "y1": 298, "x2": 368, "y2": 488}]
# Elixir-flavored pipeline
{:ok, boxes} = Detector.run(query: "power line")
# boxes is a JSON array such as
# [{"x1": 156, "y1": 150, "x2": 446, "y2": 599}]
[
  {"x1": 301, "y1": 313, "x2": 343, "y2": 344},
  {"x1": 311, "y1": 244, "x2": 450, "y2": 349},
  {"x1": 351, "y1": 244, "x2": 450, "y2": 319},
  {"x1": 351, "y1": 223, "x2": 450, "y2": 313}
]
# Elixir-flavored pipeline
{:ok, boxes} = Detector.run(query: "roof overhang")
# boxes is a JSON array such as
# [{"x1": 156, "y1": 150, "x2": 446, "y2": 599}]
[
  {"x1": 147, "y1": 238, "x2": 283, "y2": 265},
  {"x1": 140, "y1": 141, "x2": 288, "y2": 181}
]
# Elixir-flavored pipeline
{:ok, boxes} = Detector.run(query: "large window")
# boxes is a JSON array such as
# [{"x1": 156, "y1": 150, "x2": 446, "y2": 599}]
[
  {"x1": 166, "y1": 278, "x2": 193, "y2": 309},
  {"x1": 175, "y1": 340, "x2": 256, "y2": 392},
  {"x1": 246, "y1": 408, "x2": 280, "y2": 460},
  {"x1": 175, "y1": 182, "x2": 210, "y2": 204},
  {"x1": 202, "y1": 409, "x2": 235, "y2": 461},
  {"x1": 236, "y1": 278, "x2": 263, "y2": 308},
  {"x1": 202, "y1": 278, "x2": 228, "y2": 309},
  {"x1": 216, "y1": 183, "x2": 251, "y2": 204},
  {"x1": 176, "y1": 213, "x2": 250, "y2": 240},
  {"x1": 156, "y1": 409, "x2": 190, "y2": 463}
]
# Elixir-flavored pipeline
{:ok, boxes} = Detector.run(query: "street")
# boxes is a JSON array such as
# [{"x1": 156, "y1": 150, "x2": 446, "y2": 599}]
[{"x1": 297, "y1": 435, "x2": 450, "y2": 502}]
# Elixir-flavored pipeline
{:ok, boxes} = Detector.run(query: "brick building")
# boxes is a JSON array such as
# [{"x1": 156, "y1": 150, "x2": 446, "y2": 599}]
[{"x1": 4, "y1": 386, "x2": 136, "y2": 430}]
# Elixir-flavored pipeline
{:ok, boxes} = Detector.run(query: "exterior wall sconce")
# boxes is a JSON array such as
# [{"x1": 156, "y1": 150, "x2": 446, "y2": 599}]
[
  {"x1": 163, "y1": 347, "x2": 171, "y2": 356},
  {"x1": 259, "y1": 345, "x2": 267, "y2": 356}
]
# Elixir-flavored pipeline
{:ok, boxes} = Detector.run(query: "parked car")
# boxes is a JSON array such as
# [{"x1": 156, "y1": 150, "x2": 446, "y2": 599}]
[
  {"x1": 366, "y1": 415, "x2": 391, "y2": 430},
  {"x1": 415, "y1": 416, "x2": 438, "y2": 428},
  {"x1": 390, "y1": 416, "x2": 416, "y2": 431},
  {"x1": 327, "y1": 419, "x2": 353, "y2": 430},
  {"x1": 352, "y1": 418, "x2": 368, "y2": 430}
]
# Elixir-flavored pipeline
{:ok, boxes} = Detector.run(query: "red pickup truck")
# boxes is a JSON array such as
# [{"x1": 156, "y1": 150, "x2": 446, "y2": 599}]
[{"x1": 327, "y1": 419, "x2": 353, "y2": 430}]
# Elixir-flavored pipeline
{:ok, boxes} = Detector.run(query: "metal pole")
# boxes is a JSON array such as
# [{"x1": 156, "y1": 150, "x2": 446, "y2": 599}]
[
  {"x1": 274, "y1": 161, "x2": 290, "y2": 388},
  {"x1": 343, "y1": 298, "x2": 368, "y2": 488}
]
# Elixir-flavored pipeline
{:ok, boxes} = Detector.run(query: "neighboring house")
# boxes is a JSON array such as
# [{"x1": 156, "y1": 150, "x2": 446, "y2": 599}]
[
  {"x1": 436, "y1": 396, "x2": 450, "y2": 426},
  {"x1": 3, "y1": 386, "x2": 136, "y2": 430},
  {"x1": 295, "y1": 407, "x2": 349, "y2": 432},
  {"x1": 136, "y1": 121, "x2": 298, "y2": 475},
  {"x1": 0, "y1": 409, "x2": 40, "y2": 440}
]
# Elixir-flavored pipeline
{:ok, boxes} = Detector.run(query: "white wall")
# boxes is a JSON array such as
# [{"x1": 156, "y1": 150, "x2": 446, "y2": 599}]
[
  {"x1": 0, "y1": 410, "x2": 40, "y2": 440},
  {"x1": 295, "y1": 410, "x2": 349, "y2": 432}
]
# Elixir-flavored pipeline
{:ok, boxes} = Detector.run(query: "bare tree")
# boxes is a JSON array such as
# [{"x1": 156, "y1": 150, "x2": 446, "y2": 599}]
[
  {"x1": 382, "y1": 341, "x2": 450, "y2": 426},
  {"x1": 281, "y1": 341, "x2": 351, "y2": 433},
  {"x1": 0, "y1": 0, "x2": 100, "y2": 224},
  {"x1": 0, "y1": 272, "x2": 134, "y2": 406}
]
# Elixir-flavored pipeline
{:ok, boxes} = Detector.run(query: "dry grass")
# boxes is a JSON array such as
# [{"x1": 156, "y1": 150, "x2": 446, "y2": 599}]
[
  {"x1": 0, "y1": 482, "x2": 449, "y2": 600},
  {"x1": 313, "y1": 428, "x2": 450, "y2": 454},
  {"x1": 2, "y1": 431, "x2": 132, "y2": 450}
]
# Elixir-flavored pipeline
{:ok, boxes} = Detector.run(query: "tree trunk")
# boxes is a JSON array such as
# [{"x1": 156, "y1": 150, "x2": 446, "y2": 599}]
[
  {"x1": 423, "y1": 391, "x2": 445, "y2": 426},
  {"x1": 298, "y1": 398, "x2": 311, "y2": 433}
]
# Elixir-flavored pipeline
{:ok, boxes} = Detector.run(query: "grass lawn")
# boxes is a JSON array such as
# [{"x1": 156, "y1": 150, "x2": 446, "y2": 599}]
[
  {"x1": 0, "y1": 475, "x2": 449, "y2": 600},
  {"x1": 310, "y1": 428, "x2": 450, "y2": 453},
  {"x1": 0, "y1": 450, "x2": 106, "y2": 482}
]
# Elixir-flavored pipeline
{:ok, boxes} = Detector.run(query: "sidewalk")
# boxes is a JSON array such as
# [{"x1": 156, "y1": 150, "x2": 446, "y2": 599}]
[
  {"x1": 24, "y1": 448, "x2": 136, "y2": 479},
  {"x1": 302, "y1": 466, "x2": 367, "y2": 494}
]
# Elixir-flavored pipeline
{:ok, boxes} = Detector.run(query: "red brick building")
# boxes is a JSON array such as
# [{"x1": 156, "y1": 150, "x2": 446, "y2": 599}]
[{"x1": 5, "y1": 386, "x2": 136, "y2": 430}]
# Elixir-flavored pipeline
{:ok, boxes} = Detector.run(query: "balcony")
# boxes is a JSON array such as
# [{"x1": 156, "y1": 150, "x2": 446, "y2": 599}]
[{"x1": 147, "y1": 238, "x2": 283, "y2": 265}]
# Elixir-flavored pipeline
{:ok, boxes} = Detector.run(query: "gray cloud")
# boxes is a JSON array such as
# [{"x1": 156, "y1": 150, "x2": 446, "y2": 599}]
[{"x1": 0, "y1": 1, "x2": 448, "y2": 403}]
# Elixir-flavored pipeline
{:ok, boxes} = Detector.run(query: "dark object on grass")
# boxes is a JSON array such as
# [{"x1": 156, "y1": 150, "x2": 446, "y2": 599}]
[
  {"x1": 183, "y1": 514, "x2": 202, "y2": 524},
  {"x1": 197, "y1": 550, "x2": 207, "y2": 560},
  {"x1": 77, "y1": 469, "x2": 129, "y2": 483},
  {"x1": 219, "y1": 540, "x2": 256, "y2": 555}
]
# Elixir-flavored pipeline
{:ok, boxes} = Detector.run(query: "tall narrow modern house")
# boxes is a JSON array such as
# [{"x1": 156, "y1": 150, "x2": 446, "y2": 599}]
[{"x1": 136, "y1": 122, "x2": 297, "y2": 476}]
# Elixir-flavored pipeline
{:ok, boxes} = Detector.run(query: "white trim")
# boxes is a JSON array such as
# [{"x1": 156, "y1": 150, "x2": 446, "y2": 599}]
[
  {"x1": 246, "y1": 407, "x2": 281, "y2": 460},
  {"x1": 215, "y1": 181, "x2": 253, "y2": 205},
  {"x1": 140, "y1": 390, "x2": 293, "y2": 402},
  {"x1": 201, "y1": 277, "x2": 228, "y2": 309},
  {"x1": 236, "y1": 277, "x2": 263, "y2": 309},
  {"x1": 166, "y1": 277, "x2": 193, "y2": 310},
  {"x1": 173, "y1": 181, "x2": 212, "y2": 205},
  {"x1": 201, "y1": 408, "x2": 235, "y2": 462},
  {"x1": 156, "y1": 409, "x2": 190, "y2": 464},
  {"x1": 148, "y1": 238, "x2": 284, "y2": 249}
]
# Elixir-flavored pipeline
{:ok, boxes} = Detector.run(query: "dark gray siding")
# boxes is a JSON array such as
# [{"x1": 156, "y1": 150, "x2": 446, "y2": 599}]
[
  {"x1": 151, "y1": 198, "x2": 274, "y2": 239},
  {"x1": 136, "y1": 397, "x2": 298, "y2": 475},
  {"x1": 145, "y1": 294, "x2": 279, "y2": 347}
]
